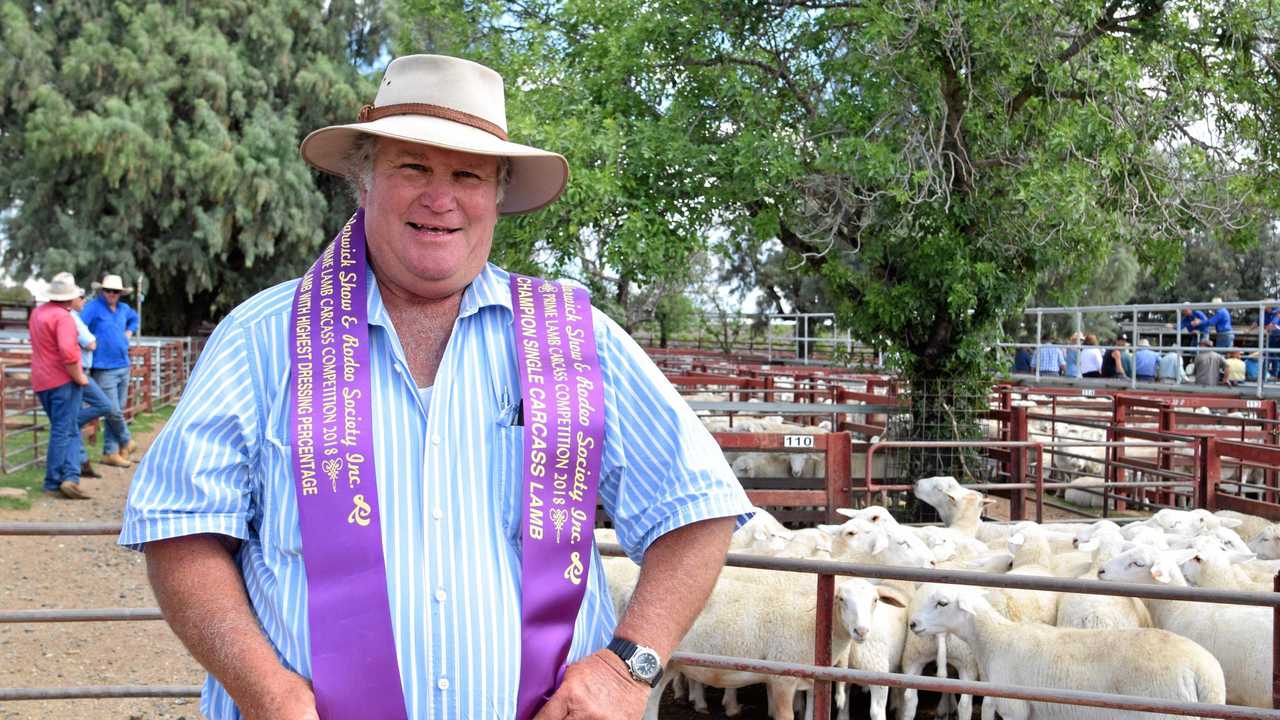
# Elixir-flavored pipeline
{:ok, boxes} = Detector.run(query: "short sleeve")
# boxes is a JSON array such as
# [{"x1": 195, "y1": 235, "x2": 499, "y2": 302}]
[
  {"x1": 592, "y1": 313, "x2": 752, "y2": 563},
  {"x1": 119, "y1": 318, "x2": 261, "y2": 549}
]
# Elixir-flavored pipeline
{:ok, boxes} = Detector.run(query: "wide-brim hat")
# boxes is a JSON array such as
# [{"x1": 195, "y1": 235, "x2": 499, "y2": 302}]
[
  {"x1": 300, "y1": 55, "x2": 569, "y2": 216},
  {"x1": 92, "y1": 274, "x2": 133, "y2": 294},
  {"x1": 46, "y1": 272, "x2": 84, "y2": 302}
]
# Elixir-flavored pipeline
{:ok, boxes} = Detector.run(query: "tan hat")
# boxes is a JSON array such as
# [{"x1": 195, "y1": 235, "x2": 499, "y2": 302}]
[
  {"x1": 92, "y1": 274, "x2": 133, "y2": 294},
  {"x1": 300, "y1": 55, "x2": 569, "y2": 216},
  {"x1": 46, "y1": 272, "x2": 84, "y2": 302}
]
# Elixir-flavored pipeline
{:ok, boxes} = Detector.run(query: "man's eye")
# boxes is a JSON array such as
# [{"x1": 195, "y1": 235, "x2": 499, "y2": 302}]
[
  {"x1": 400, "y1": 163, "x2": 429, "y2": 172},
  {"x1": 455, "y1": 170, "x2": 482, "y2": 180}
]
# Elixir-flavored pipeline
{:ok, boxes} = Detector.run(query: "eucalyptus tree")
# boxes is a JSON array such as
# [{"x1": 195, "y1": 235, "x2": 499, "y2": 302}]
[{"x1": 0, "y1": 0, "x2": 386, "y2": 334}]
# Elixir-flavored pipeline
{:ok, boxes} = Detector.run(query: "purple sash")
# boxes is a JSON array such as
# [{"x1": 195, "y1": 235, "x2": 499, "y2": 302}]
[
  {"x1": 509, "y1": 274, "x2": 607, "y2": 719},
  {"x1": 288, "y1": 209, "x2": 408, "y2": 719}
]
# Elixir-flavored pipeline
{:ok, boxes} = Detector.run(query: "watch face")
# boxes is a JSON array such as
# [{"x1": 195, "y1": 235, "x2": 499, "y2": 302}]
[{"x1": 631, "y1": 650, "x2": 660, "y2": 679}]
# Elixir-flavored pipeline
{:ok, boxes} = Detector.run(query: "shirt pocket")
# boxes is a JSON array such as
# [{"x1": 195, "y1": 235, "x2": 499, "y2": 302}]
[{"x1": 492, "y1": 423, "x2": 524, "y2": 545}]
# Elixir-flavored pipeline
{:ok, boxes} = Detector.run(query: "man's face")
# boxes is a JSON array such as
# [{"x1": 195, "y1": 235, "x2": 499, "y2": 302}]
[
  {"x1": 361, "y1": 138, "x2": 501, "y2": 301},
  {"x1": 103, "y1": 289, "x2": 121, "y2": 306},
  {"x1": 70, "y1": 296, "x2": 84, "y2": 311}
]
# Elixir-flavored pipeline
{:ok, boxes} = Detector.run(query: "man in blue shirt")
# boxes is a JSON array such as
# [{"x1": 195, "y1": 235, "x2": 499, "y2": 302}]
[
  {"x1": 1265, "y1": 305, "x2": 1280, "y2": 380},
  {"x1": 1207, "y1": 299, "x2": 1233, "y2": 349},
  {"x1": 1032, "y1": 340, "x2": 1067, "y2": 376},
  {"x1": 1179, "y1": 306, "x2": 1207, "y2": 354},
  {"x1": 80, "y1": 274, "x2": 139, "y2": 467},
  {"x1": 1133, "y1": 339, "x2": 1159, "y2": 381},
  {"x1": 121, "y1": 55, "x2": 751, "y2": 720}
]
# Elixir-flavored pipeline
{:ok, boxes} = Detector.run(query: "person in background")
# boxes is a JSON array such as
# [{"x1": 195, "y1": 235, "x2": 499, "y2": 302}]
[
  {"x1": 1032, "y1": 337, "x2": 1067, "y2": 376},
  {"x1": 1012, "y1": 338, "x2": 1033, "y2": 374},
  {"x1": 1079, "y1": 334, "x2": 1103, "y2": 378},
  {"x1": 69, "y1": 291, "x2": 107, "y2": 479},
  {"x1": 1244, "y1": 351, "x2": 1261, "y2": 383},
  {"x1": 1157, "y1": 344, "x2": 1189, "y2": 383},
  {"x1": 1064, "y1": 332, "x2": 1082, "y2": 378},
  {"x1": 1265, "y1": 304, "x2": 1280, "y2": 380},
  {"x1": 1207, "y1": 298, "x2": 1234, "y2": 349},
  {"x1": 1101, "y1": 337, "x2": 1127, "y2": 379},
  {"x1": 30, "y1": 272, "x2": 90, "y2": 499},
  {"x1": 1133, "y1": 339, "x2": 1159, "y2": 382},
  {"x1": 1193, "y1": 340, "x2": 1226, "y2": 386},
  {"x1": 80, "y1": 274, "x2": 139, "y2": 467},
  {"x1": 1180, "y1": 304, "x2": 1207, "y2": 354},
  {"x1": 1223, "y1": 350, "x2": 1246, "y2": 386}
]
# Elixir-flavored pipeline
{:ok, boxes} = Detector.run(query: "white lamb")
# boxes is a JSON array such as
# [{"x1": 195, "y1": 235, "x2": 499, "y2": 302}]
[
  {"x1": 1099, "y1": 545, "x2": 1273, "y2": 708},
  {"x1": 1214, "y1": 510, "x2": 1272, "y2": 542},
  {"x1": 1056, "y1": 528, "x2": 1152, "y2": 630},
  {"x1": 908, "y1": 585, "x2": 1226, "y2": 719},
  {"x1": 1246, "y1": 523, "x2": 1280, "y2": 560}
]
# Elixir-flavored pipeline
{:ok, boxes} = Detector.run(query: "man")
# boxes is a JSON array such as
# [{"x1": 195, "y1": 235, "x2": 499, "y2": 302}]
[
  {"x1": 1032, "y1": 338, "x2": 1066, "y2": 376},
  {"x1": 30, "y1": 272, "x2": 91, "y2": 499},
  {"x1": 81, "y1": 273, "x2": 139, "y2": 467},
  {"x1": 1156, "y1": 345, "x2": 1188, "y2": 383},
  {"x1": 121, "y1": 55, "x2": 750, "y2": 720},
  {"x1": 1265, "y1": 305, "x2": 1280, "y2": 380},
  {"x1": 1193, "y1": 340, "x2": 1226, "y2": 386},
  {"x1": 1179, "y1": 305, "x2": 1207, "y2": 352},
  {"x1": 1133, "y1": 339, "x2": 1159, "y2": 382},
  {"x1": 69, "y1": 292, "x2": 110, "y2": 479},
  {"x1": 1207, "y1": 298, "x2": 1233, "y2": 349}
]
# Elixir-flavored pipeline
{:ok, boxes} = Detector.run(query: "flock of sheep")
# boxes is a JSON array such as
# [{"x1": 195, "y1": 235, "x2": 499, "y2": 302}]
[{"x1": 600, "y1": 477, "x2": 1280, "y2": 720}]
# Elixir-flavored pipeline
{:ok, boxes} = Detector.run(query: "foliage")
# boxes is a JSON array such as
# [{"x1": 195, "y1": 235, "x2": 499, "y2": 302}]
[
  {"x1": 400, "y1": 0, "x2": 1279, "y2": 396},
  {"x1": 1132, "y1": 219, "x2": 1280, "y2": 304},
  {"x1": 0, "y1": 1, "x2": 388, "y2": 334},
  {"x1": 0, "y1": 284, "x2": 33, "y2": 304}
]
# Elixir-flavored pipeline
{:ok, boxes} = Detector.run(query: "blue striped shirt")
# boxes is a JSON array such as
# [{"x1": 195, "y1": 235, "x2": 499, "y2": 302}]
[
  {"x1": 119, "y1": 263, "x2": 751, "y2": 719},
  {"x1": 1033, "y1": 345, "x2": 1065, "y2": 373}
]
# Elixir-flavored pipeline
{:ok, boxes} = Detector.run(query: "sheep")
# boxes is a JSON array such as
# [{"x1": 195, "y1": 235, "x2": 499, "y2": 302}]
[
  {"x1": 994, "y1": 524, "x2": 1060, "y2": 624},
  {"x1": 1213, "y1": 508, "x2": 1271, "y2": 540},
  {"x1": 832, "y1": 579, "x2": 912, "y2": 720},
  {"x1": 1056, "y1": 528, "x2": 1152, "y2": 630},
  {"x1": 652, "y1": 577, "x2": 905, "y2": 720},
  {"x1": 907, "y1": 585, "x2": 1226, "y2": 720},
  {"x1": 1178, "y1": 545, "x2": 1271, "y2": 592},
  {"x1": 1247, "y1": 523, "x2": 1280, "y2": 560},
  {"x1": 898, "y1": 581, "x2": 982, "y2": 720},
  {"x1": 1099, "y1": 546, "x2": 1273, "y2": 708}
]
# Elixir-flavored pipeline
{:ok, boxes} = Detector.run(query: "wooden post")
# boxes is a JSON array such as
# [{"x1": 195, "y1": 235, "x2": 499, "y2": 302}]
[
  {"x1": 814, "y1": 572, "x2": 834, "y2": 720},
  {"x1": 1009, "y1": 405, "x2": 1028, "y2": 521}
]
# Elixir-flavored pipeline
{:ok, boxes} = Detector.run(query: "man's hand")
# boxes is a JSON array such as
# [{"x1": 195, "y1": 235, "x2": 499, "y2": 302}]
[
  {"x1": 532, "y1": 650, "x2": 650, "y2": 720},
  {"x1": 237, "y1": 670, "x2": 318, "y2": 720}
]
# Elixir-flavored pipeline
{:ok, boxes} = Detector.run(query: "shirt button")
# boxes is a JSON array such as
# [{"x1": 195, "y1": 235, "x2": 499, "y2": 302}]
[
  {"x1": 431, "y1": 434, "x2": 441, "y2": 446},
  {"x1": 432, "y1": 508, "x2": 443, "y2": 520},
  {"x1": 437, "y1": 678, "x2": 450, "y2": 691},
  {"x1": 435, "y1": 588, "x2": 447, "y2": 602}
]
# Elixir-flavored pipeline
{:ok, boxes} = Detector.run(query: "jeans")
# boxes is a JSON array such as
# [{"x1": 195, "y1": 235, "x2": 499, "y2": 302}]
[
  {"x1": 1268, "y1": 334, "x2": 1280, "y2": 379},
  {"x1": 1214, "y1": 331, "x2": 1234, "y2": 349},
  {"x1": 37, "y1": 381, "x2": 84, "y2": 490},
  {"x1": 90, "y1": 366, "x2": 133, "y2": 454}
]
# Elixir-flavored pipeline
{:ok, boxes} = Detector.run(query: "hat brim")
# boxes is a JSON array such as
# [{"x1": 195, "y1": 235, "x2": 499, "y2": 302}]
[
  {"x1": 300, "y1": 116, "x2": 569, "y2": 216},
  {"x1": 90, "y1": 283, "x2": 133, "y2": 294}
]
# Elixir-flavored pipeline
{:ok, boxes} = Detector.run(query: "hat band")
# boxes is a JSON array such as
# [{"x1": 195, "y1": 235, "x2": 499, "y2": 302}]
[{"x1": 357, "y1": 103, "x2": 508, "y2": 141}]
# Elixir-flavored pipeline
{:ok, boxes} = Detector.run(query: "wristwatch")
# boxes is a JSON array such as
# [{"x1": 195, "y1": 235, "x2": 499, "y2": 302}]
[{"x1": 606, "y1": 636, "x2": 664, "y2": 687}]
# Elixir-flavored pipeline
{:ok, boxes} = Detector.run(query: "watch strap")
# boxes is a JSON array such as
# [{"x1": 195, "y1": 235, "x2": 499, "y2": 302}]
[{"x1": 606, "y1": 636, "x2": 638, "y2": 663}]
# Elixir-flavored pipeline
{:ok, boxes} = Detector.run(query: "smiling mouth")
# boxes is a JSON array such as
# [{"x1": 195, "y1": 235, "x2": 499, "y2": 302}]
[{"x1": 407, "y1": 222, "x2": 461, "y2": 235}]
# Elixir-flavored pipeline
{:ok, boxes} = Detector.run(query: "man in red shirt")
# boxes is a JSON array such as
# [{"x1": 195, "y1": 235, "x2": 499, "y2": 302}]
[{"x1": 30, "y1": 272, "x2": 92, "y2": 499}]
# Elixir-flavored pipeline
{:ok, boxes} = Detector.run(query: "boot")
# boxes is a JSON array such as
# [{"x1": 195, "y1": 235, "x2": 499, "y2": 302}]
[
  {"x1": 80, "y1": 461, "x2": 102, "y2": 478},
  {"x1": 123, "y1": 439, "x2": 138, "y2": 458},
  {"x1": 100, "y1": 452, "x2": 132, "y2": 468}
]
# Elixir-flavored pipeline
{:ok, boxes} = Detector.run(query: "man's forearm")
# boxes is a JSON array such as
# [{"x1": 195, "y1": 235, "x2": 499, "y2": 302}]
[
  {"x1": 146, "y1": 534, "x2": 313, "y2": 717},
  {"x1": 613, "y1": 516, "x2": 735, "y2": 659}
]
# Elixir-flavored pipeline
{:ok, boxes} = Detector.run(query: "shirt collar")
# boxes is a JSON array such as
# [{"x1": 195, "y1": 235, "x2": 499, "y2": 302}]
[{"x1": 364, "y1": 262, "x2": 513, "y2": 329}]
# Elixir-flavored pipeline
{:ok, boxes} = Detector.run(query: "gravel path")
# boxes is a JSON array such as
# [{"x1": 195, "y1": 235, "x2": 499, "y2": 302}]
[{"x1": 0, "y1": 425, "x2": 202, "y2": 720}]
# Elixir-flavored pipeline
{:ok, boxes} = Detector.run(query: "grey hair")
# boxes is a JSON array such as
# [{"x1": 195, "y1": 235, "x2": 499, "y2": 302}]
[{"x1": 342, "y1": 134, "x2": 511, "y2": 207}]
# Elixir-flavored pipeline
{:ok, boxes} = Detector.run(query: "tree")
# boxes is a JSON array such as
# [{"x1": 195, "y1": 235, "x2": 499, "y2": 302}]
[
  {"x1": 1132, "y1": 219, "x2": 1280, "y2": 305},
  {"x1": 0, "y1": 1, "x2": 387, "y2": 334}
]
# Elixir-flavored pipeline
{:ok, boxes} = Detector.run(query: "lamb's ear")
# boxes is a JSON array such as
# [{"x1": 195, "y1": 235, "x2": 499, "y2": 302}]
[
  {"x1": 981, "y1": 496, "x2": 997, "y2": 507},
  {"x1": 877, "y1": 585, "x2": 910, "y2": 609},
  {"x1": 817, "y1": 524, "x2": 841, "y2": 535},
  {"x1": 871, "y1": 530, "x2": 889, "y2": 556},
  {"x1": 956, "y1": 592, "x2": 980, "y2": 616},
  {"x1": 1226, "y1": 549, "x2": 1257, "y2": 564},
  {"x1": 1077, "y1": 538, "x2": 1100, "y2": 552},
  {"x1": 1219, "y1": 518, "x2": 1243, "y2": 529},
  {"x1": 1150, "y1": 560, "x2": 1176, "y2": 584},
  {"x1": 1008, "y1": 532, "x2": 1026, "y2": 547},
  {"x1": 835, "y1": 507, "x2": 858, "y2": 519}
]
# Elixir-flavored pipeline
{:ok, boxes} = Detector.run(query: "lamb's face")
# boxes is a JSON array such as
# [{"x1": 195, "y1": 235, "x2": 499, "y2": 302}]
[
  {"x1": 908, "y1": 588, "x2": 969, "y2": 636},
  {"x1": 1074, "y1": 520, "x2": 1120, "y2": 549},
  {"x1": 836, "y1": 579, "x2": 879, "y2": 643},
  {"x1": 1248, "y1": 526, "x2": 1280, "y2": 560},
  {"x1": 1099, "y1": 546, "x2": 1193, "y2": 584},
  {"x1": 913, "y1": 476, "x2": 961, "y2": 508}
]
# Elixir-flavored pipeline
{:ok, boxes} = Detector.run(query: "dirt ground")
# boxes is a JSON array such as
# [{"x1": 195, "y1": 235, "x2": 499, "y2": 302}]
[{"x1": 0, "y1": 424, "x2": 202, "y2": 720}]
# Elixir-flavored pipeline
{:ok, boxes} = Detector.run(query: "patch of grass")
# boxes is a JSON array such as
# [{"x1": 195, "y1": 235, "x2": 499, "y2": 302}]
[{"x1": 0, "y1": 404, "x2": 175, "y2": 511}]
